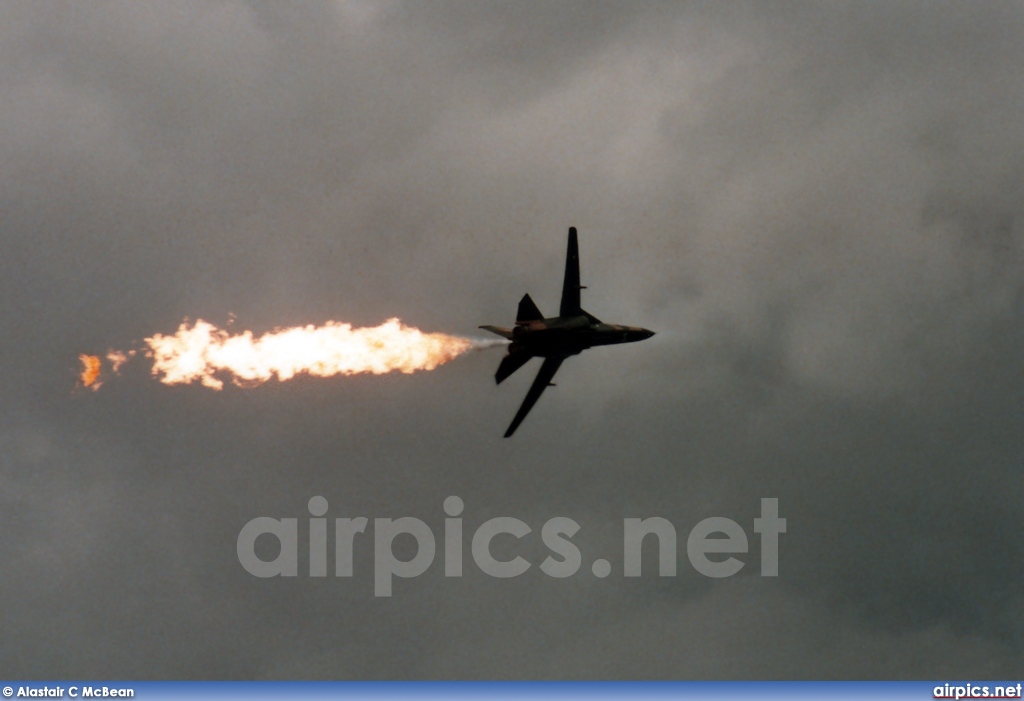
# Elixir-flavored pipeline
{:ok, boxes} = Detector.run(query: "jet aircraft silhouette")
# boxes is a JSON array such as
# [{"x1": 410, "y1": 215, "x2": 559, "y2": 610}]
[{"x1": 481, "y1": 227, "x2": 655, "y2": 437}]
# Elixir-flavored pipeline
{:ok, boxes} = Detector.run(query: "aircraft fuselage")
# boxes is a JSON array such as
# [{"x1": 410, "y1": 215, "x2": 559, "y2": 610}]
[{"x1": 510, "y1": 316, "x2": 655, "y2": 357}]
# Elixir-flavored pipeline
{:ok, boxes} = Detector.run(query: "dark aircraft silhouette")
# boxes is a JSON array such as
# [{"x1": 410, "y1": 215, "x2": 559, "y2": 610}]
[{"x1": 481, "y1": 227, "x2": 655, "y2": 437}]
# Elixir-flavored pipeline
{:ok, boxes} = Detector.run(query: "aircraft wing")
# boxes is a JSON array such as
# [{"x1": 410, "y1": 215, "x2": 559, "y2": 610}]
[
  {"x1": 504, "y1": 356, "x2": 565, "y2": 437},
  {"x1": 559, "y1": 227, "x2": 582, "y2": 317}
]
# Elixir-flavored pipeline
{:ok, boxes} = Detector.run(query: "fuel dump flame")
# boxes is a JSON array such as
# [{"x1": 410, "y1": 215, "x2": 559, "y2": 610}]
[
  {"x1": 79, "y1": 318, "x2": 497, "y2": 390},
  {"x1": 147, "y1": 318, "x2": 474, "y2": 389},
  {"x1": 79, "y1": 354, "x2": 102, "y2": 390}
]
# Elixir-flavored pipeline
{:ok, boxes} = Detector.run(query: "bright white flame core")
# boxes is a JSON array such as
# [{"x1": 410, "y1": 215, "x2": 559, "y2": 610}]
[{"x1": 144, "y1": 318, "x2": 475, "y2": 390}]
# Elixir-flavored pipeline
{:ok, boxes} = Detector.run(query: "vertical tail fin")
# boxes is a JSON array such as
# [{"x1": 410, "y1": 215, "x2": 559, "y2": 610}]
[{"x1": 559, "y1": 227, "x2": 583, "y2": 316}]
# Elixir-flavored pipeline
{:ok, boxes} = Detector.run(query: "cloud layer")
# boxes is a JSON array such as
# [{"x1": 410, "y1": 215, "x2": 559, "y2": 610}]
[{"x1": 2, "y1": 2, "x2": 1023, "y2": 678}]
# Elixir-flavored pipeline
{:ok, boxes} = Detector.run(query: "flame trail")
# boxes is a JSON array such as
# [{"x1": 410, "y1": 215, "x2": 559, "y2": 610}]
[
  {"x1": 79, "y1": 354, "x2": 102, "y2": 390},
  {"x1": 79, "y1": 317, "x2": 502, "y2": 390},
  {"x1": 107, "y1": 349, "x2": 135, "y2": 373}
]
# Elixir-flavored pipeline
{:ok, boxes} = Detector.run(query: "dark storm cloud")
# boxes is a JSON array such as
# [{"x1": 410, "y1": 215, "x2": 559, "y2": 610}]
[{"x1": 2, "y1": 0, "x2": 1023, "y2": 679}]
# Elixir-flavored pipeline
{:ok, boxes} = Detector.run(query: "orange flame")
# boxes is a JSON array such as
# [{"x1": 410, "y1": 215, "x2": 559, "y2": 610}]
[
  {"x1": 78, "y1": 317, "x2": 501, "y2": 391},
  {"x1": 107, "y1": 349, "x2": 135, "y2": 372},
  {"x1": 79, "y1": 354, "x2": 102, "y2": 389},
  {"x1": 144, "y1": 318, "x2": 476, "y2": 389}
]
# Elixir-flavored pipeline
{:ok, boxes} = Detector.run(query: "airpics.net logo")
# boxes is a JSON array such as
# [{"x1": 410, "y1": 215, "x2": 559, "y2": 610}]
[{"x1": 236, "y1": 497, "x2": 786, "y2": 596}]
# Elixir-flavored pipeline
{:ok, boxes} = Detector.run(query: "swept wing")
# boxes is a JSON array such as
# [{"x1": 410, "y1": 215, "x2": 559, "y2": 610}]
[{"x1": 503, "y1": 356, "x2": 565, "y2": 437}]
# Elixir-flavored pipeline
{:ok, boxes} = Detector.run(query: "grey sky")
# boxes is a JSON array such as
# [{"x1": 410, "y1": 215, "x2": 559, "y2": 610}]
[{"x1": 2, "y1": 1, "x2": 1023, "y2": 679}]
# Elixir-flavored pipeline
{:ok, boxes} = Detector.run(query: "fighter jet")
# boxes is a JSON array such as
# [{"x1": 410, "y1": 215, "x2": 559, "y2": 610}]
[{"x1": 481, "y1": 227, "x2": 655, "y2": 437}]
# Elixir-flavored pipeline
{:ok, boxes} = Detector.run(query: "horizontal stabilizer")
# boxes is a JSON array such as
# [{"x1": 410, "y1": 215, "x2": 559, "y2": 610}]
[
  {"x1": 516, "y1": 293, "x2": 543, "y2": 323},
  {"x1": 495, "y1": 350, "x2": 534, "y2": 384},
  {"x1": 479, "y1": 325, "x2": 514, "y2": 340}
]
